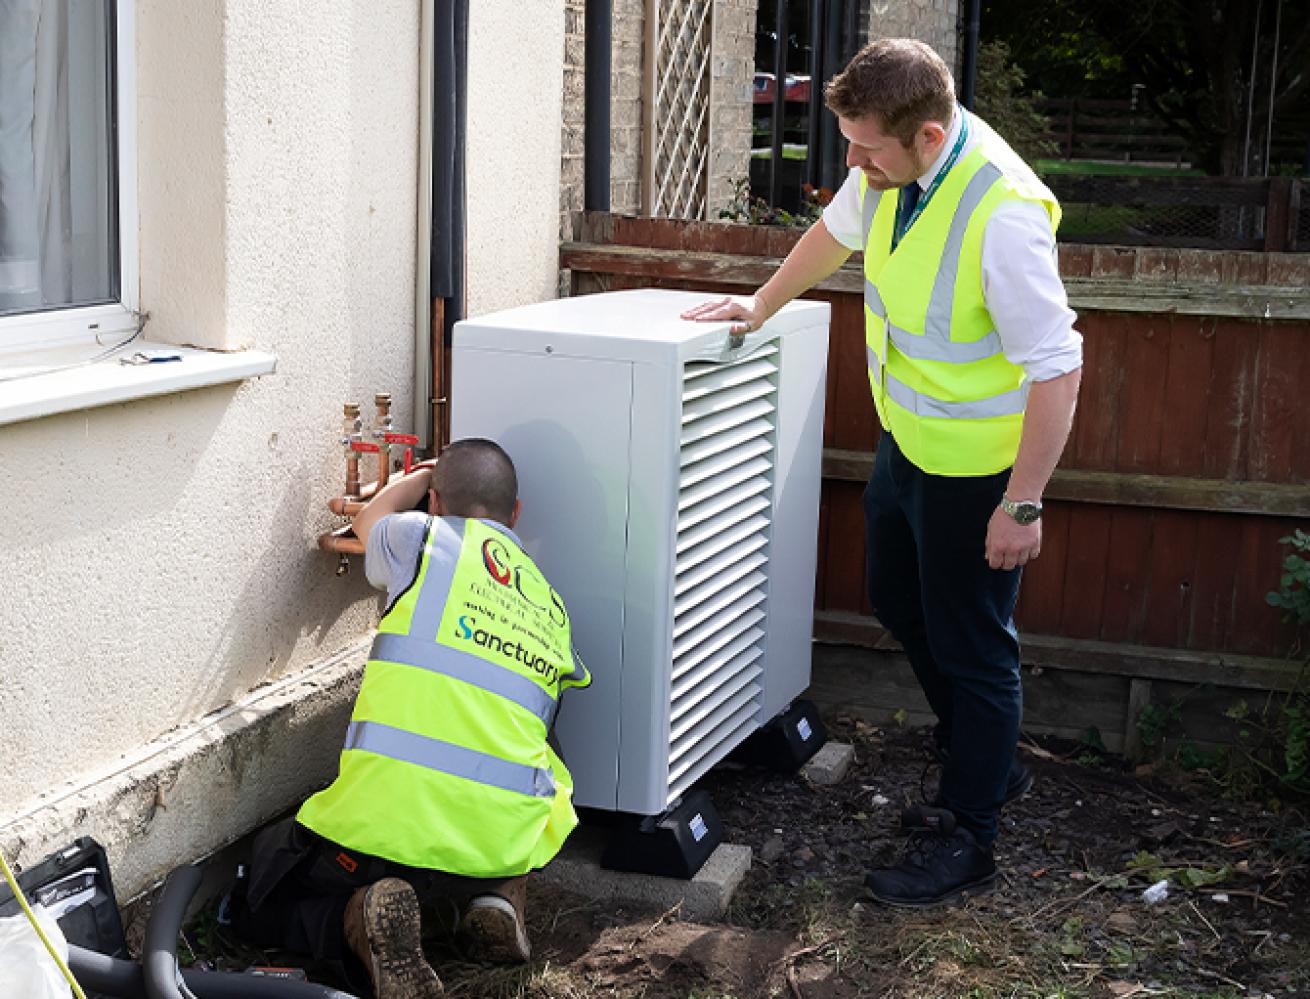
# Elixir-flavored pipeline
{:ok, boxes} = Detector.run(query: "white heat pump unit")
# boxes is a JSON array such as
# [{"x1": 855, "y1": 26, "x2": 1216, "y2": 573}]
[{"x1": 450, "y1": 288, "x2": 830, "y2": 817}]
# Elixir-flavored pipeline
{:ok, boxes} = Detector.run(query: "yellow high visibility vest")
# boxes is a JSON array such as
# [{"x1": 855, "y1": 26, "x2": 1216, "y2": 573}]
[
  {"x1": 861, "y1": 113, "x2": 1061, "y2": 476},
  {"x1": 297, "y1": 516, "x2": 590, "y2": 877}
]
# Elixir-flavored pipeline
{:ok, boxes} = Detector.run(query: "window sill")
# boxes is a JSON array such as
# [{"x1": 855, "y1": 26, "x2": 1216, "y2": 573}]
[{"x1": 0, "y1": 340, "x2": 278, "y2": 427}]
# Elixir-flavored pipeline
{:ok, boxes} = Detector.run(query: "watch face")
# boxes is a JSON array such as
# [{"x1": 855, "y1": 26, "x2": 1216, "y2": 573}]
[{"x1": 1012, "y1": 502, "x2": 1041, "y2": 525}]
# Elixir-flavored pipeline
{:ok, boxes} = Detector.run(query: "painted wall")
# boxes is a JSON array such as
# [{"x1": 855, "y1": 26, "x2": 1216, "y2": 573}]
[
  {"x1": 0, "y1": 0, "x2": 420, "y2": 889},
  {"x1": 465, "y1": 1, "x2": 566, "y2": 319}
]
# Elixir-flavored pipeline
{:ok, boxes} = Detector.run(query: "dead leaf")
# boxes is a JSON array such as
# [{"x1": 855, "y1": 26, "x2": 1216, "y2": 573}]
[{"x1": 1107, "y1": 981, "x2": 1145, "y2": 998}]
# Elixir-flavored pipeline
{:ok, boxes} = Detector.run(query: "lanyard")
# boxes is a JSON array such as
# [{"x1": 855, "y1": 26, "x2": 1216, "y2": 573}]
[{"x1": 891, "y1": 111, "x2": 969, "y2": 252}]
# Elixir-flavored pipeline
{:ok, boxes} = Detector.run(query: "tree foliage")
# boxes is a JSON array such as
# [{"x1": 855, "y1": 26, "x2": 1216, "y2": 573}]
[
  {"x1": 982, "y1": 0, "x2": 1310, "y2": 175},
  {"x1": 973, "y1": 40, "x2": 1057, "y2": 163}
]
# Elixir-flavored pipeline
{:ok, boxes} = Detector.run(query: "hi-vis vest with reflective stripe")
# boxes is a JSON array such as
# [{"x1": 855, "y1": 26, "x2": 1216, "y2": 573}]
[
  {"x1": 297, "y1": 516, "x2": 590, "y2": 877},
  {"x1": 861, "y1": 113, "x2": 1061, "y2": 476}
]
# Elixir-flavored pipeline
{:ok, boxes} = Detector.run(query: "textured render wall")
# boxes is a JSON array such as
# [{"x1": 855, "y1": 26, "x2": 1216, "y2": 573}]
[
  {"x1": 466, "y1": 1, "x2": 565, "y2": 318},
  {"x1": 867, "y1": 0, "x2": 960, "y2": 72},
  {"x1": 0, "y1": 0, "x2": 419, "y2": 894},
  {"x1": 708, "y1": 0, "x2": 756, "y2": 218}
]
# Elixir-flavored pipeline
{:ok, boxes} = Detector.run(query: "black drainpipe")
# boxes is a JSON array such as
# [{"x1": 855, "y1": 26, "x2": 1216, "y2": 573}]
[
  {"x1": 959, "y1": 0, "x2": 981, "y2": 110},
  {"x1": 585, "y1": 0, "x2": 612, "y2": 211}
]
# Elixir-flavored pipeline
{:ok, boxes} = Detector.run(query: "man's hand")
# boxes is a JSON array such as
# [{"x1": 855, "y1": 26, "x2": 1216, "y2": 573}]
[
  {"x1": 680, "y1": 295, "x2": 771, "y2": 335},
  {"x1": 984, "y1": 506, "x2": 1041, "y2": 570}
]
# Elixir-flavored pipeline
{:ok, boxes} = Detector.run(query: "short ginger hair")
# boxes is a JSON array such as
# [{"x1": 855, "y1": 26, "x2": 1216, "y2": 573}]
[{"x1": 824, "y1": 38, "x2": 956, "y2": 147}]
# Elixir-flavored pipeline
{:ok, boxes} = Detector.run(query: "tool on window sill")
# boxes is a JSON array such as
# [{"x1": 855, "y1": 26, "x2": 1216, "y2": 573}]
[{"x1": 119, "y1": 350, "x2": 182, "y2": 365}]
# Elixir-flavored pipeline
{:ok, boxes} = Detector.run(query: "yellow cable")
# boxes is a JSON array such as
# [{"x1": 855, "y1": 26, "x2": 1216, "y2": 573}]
[{"x1": 0, "y1": 847, "x2": 88, "y2": 999}]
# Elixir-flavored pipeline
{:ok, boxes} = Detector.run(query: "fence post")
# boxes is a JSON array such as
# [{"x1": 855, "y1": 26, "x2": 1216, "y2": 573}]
[
  {"x1": 1065, "y1": 98, "x2": 1076, "y2": 160},
  {"x1": 1289, "y1": 180, "x2": 1303, "y2": 252},
  {"x1": 1264, "y1": 176, "x2": 1293, "y2": 252}
]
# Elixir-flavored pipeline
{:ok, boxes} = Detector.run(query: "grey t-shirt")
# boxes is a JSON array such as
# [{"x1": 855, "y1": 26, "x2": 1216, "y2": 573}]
[{"x1": 365, "y1": 511, "x2": 432, "y2": 605}]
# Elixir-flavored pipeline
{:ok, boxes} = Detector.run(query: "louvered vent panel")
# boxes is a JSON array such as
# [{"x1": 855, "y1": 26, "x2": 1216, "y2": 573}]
[{"x1": 668, "y1": 345, "x2": 778, "y2": 801}]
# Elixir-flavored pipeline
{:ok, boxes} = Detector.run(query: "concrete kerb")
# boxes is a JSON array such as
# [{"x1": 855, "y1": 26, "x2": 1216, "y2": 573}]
[
  {"x1": 801, "y1": 741, "x2": 855, "y2": 786},
  {"x1": 538, "y1": 827, "x2": 752, "y2": 922}
]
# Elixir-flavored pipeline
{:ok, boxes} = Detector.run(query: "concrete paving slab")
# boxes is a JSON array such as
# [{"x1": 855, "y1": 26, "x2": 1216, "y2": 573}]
[
  {"x1": 538, "y1": 827, "x2": 752, "y2": 921},
  {"x1": 802, "y1": 740, "x2": 854, "y2": 785}
]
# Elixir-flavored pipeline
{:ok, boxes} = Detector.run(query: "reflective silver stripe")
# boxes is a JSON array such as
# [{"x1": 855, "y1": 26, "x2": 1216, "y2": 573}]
[
  {"x1": 407, "y1": 517, "x2": 466, "y2": 643},
  {"x1": 865, "y1": 344, "x2": 881, "y2": 386},
  {"x1": 883, "y1": 368, "x2": 1028, "y2": 419},
  {"x1": 888, "y1": 323, "x2": 1004, "y2": 364},
  {"x1": 861, "y1": 185, "x2": 877, "y2": 244},
  {"x1": 370, "y1": 632, "x2": 557, "y2": 727},
  {"x1": 925, "y1": 162, "x2": 1002, "y2": 343},
  {"x1": 863, "y1": 277, "x2": 885, "y2": 319},
  {"x1": 565, "y1": 646, "x2": 587, "y2": 686},
  {"x1": 344, "y1": 720, "x2": 556, "y2": 799}
]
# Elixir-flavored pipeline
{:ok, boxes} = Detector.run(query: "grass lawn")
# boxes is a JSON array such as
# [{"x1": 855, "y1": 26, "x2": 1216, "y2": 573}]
[{"x1": 1036, "y1": 158, "x2": 1204, "y2": 177}]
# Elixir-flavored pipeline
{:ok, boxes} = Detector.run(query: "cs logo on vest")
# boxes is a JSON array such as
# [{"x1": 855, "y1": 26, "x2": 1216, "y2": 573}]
[{"x1": 481, "y1": 537, "x2": 568, "y2": 627}]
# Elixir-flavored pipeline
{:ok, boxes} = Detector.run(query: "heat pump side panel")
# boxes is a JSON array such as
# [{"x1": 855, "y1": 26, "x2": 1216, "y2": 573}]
[
  {"x1": 448, "y1": 345, "x2": 634, "y2": 811},
  {"x1": 614, "y1": 358, "x2": 683, "y2": 816},
  {"x1": 758, "y1": 321, "x2": 830, "y2": 720}
]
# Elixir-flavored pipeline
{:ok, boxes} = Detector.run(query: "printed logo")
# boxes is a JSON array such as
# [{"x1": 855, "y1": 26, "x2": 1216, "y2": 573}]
[
  {"x1": 482, "y1": 538, "x2": 512, "y2": 585},
  {"x1": 457, "y1": 615, "x2": 563, "y2": 685},
  {"x1": 480, "y1": 536, "x2": 569, "y2": 627}
]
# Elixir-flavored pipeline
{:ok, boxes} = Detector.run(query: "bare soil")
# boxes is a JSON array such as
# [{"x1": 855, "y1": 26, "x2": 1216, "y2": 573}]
[{"x1": 180, "y1": 712, "x2": 1309, "y2": 998}]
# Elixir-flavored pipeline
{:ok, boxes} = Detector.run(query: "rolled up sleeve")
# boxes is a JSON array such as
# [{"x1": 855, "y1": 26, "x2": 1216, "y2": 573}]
[{"x1": 981, "y1": 203, "x2": 1083, "y2": 383}]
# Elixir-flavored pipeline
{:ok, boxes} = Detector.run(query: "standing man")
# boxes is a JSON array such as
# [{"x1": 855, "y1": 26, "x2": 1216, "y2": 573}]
[
  {"x1": 685, "y1": 38, "x2": 1081, "y2": 906},
  {"x1": 236, "y1": 440, "x2": 590, "y2": 996}
]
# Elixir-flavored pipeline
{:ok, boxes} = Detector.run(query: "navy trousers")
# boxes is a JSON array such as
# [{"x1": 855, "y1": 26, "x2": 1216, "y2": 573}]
[{"x1": 863, "y1": 433, "x2": 1023, "y2": 847}]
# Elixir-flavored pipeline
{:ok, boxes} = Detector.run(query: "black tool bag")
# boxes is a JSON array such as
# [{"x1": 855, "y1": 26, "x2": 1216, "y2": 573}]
[{"x1": 0, "y1": 836, "x2": 129, "y2": 997}]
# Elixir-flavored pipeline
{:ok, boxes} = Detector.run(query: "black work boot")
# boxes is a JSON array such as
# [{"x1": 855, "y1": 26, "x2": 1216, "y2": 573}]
[
  {"x1": 865, "y1": 807, "x2": 996, "y2": 908},
  {"x1": 930, "y1": 737, "x2": 1034, "y2": 806}
]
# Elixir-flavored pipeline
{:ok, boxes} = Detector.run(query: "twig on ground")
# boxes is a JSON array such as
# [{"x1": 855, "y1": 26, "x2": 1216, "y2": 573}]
[
  {"x1": 627, "y1": 900, "x2": 682, "y2": 951},
  {"x1": 1188, "y1": 899, "x2": 1221, "y2": 945},
  {"x1": 777, "y1": 935, "x2": 844, "y2": 999},
  {"x1": 1207, "y1": 888, "x2": 1287, "y2": 908},
  {"x1": 1195, "y1": 966, "x2": 1247, "y2": 991}
]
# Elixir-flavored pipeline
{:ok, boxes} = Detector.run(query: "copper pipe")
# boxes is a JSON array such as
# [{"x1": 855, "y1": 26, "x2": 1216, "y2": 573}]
[
  {"x1": 431, "y1": 298, "x2": 447, "y2": 456},
  {"x1": 374, "y1": 392, "x2": 393, "y2": 489},
  {"x1": 318, "y1": 524, "x2": 365, "y2": 556},
  {"x1": 327, "y1": 496, "x2": 369, "y2": 517},
  {"x1": 343, "y1": 402, "x2": 362, "y2": 497}
]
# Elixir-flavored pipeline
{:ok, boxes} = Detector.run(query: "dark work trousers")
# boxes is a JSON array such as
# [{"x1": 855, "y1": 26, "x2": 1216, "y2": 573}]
[
  {"x1": 235, "y1": 818, "x2": 525, "y2": 990},
  {"x1": 863, "y1": 433, "x2": 1023, "y2": 848}
]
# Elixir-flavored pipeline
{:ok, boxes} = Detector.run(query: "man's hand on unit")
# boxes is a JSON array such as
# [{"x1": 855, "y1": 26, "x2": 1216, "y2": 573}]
[{"x1": 680, "y1": 295, "x2": 771, "y2": 335}]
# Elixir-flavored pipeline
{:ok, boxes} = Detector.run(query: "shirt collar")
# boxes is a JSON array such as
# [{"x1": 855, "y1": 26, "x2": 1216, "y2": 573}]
[{"x1": 914, "y1": 105, "x2": 964, "y2": 191}]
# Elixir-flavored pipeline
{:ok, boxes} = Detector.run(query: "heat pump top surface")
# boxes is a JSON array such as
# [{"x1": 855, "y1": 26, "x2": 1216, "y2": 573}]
[
  {"x1": 452, "y1": 288, "x2": 828, "y2": 364},
  {"x1": 452, "y1": 289, "x2": 830, "y2": 815}
]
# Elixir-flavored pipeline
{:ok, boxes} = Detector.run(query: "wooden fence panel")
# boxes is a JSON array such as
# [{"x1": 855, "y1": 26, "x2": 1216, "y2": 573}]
[{"x1": 562, "y1": 215, "x2": 1310, "y2": 671}]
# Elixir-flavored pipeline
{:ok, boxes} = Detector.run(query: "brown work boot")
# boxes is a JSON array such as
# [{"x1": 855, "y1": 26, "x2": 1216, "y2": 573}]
[
  {"x1": 343, "y1": 878, "x2": 444, "y2": 998},
  {"x1": 457, "y1": 876, "x2": 530, "y2": 964}
]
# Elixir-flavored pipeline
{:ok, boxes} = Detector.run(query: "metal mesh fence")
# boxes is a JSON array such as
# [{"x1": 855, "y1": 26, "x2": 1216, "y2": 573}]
[{"x1": 1040, "y1": 174, "x2": 1305, "y2": 251}]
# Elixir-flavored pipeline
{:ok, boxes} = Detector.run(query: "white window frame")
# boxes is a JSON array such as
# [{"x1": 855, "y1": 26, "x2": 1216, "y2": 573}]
[{"x1": 0, "y1": 0, "x2": 138, "y2": 354}]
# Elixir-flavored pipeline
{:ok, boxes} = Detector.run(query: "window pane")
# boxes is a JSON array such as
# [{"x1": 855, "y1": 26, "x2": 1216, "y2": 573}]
[{"x1": 0, "y1": 0, "x2": 118, "y2": 319}]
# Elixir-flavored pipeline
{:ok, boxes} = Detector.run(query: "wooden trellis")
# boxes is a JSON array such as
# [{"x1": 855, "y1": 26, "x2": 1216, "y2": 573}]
[{"x1": 643, "y1": 0, "x2": 713, "y2": 219}]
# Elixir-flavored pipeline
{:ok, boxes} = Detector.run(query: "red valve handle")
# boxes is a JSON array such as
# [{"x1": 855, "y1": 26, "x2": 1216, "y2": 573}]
[
  {"x1": 349, "y1": 441, "x2": 381, "y2": 453},
  {"x1": 383, "y1": 433, "x2": 420, "y2": 445}
]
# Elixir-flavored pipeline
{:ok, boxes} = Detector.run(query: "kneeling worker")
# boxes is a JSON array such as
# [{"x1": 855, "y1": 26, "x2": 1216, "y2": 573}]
[{"x1": 237, "y1": 439, "x2": 590, "y2": 998}]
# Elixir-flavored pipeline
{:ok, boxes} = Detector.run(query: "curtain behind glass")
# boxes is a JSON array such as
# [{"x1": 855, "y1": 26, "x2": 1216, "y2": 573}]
[{"x1": 0, "y1": 0, "x2": 116, "y2": 319}]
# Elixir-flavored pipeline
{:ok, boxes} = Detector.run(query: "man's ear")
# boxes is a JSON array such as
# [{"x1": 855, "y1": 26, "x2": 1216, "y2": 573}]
[
  {"x1": 918, "y1": 120, "x2": 947, "y2": 155},
  {"x1": 508, "y1": 499, "x2": 523, "y2": 529},
  {"x1": 428, "y1": 488, "x2": 442, "y2": 516}
]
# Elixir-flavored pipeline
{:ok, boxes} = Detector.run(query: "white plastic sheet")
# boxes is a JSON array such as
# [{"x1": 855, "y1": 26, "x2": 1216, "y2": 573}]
[{"x1": 0, "y1": 904, "x2": 74, "y2": 999}]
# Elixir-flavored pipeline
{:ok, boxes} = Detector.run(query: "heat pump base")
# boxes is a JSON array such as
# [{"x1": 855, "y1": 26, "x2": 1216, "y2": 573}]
[
  {"x1": 730, "y1": 699, "x2": 827, "y2": 774},
  {"x1": 598, "y1": 790, "x2": 724, "y2": 880}
]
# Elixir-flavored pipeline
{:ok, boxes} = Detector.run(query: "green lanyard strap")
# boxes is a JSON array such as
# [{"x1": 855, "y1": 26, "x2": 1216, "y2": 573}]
[{"x1": 891, "y1": 109, "x2": 970, "y2": 252}]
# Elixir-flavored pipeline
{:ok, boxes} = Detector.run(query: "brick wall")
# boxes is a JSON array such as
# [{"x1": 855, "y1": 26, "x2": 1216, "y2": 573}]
[
  {"x1": 560, "y1": 0, "x2": 754, "y2": 236},
  {"x1": 866, "y1": 0, "x2": 960, "y2": 74}
]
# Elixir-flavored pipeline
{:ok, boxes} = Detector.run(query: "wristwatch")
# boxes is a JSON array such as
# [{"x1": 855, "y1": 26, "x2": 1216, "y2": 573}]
[{"x1": 1000, "y1": 495, "x2": 1043, "y2": 525}]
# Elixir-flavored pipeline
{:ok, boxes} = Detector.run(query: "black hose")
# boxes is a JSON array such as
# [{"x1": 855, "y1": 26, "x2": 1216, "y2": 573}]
[
  {"x1": 69, "y1": 944, "x2": 358, "y2": 999},
  {"x1": 142, "y1": 864, "x2": 202, "y2": 999}
]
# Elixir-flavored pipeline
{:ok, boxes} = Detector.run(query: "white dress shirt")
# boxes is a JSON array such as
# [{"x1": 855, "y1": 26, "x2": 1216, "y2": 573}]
[{"x1": 821, "y1": 108, "x2": 1083, "y2": 383}]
